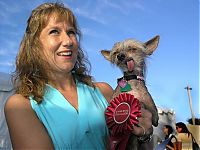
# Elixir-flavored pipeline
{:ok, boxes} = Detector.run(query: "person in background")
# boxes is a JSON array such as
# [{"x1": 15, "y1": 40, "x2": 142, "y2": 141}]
[
  {"x1": 0, "y1": 72, "x2": 14, "y2": 149},
  {"x1": 163, "y1": 125, "x2": 176, "y2": 150},
  {"x1": 173, "y1": 122, "x2": 193, "y2": 150},
  {"x1": 4, "y1": 2, "x2": 153, "y2": 149}
]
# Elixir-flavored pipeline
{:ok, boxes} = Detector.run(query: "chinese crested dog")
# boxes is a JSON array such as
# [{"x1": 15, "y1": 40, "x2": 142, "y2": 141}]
[{"x1": 101, "y1": 35, "x2": 160, "y2": 150}]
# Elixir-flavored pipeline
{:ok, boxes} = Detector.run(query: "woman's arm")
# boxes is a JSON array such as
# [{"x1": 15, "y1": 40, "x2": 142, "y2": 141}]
[
  {"x1": 166, "y1": 144, "x2": 175, "y2": 150},
  {"x1": 95, "y1": 82, "x2": 114, "y2": 102},
  {"x1": 4, "y1": 94, "x2": 54, "y2": 149}
]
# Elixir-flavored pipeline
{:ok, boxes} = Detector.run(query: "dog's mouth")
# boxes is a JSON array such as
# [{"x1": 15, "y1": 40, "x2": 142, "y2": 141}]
[
  {"x1": 116, "y1": 55, "x2": 135, "y2": 72},
  {"x1": 127, "y1": 59, "x2": 134, "y2": 72}
]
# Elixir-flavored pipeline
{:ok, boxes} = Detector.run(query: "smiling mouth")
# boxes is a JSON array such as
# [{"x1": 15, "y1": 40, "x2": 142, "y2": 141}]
[{"x1": 57, "y1": 51, "x2": 72, "y2": 56}]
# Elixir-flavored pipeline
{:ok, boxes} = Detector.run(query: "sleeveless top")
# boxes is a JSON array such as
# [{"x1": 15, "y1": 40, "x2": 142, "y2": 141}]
[{"x1": 30, "y1": 81, "x2": 109, "y2": 150}]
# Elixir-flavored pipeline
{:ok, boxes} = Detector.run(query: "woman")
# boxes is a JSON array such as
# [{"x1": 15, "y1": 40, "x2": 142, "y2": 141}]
[
  {"x1": 163, "y1": 125, "x2": 175, "y2": 150},
  {"x1": 4, "y1": 2, "x2": 153, "y2": 149},
  {"x1": 173, "y1": 122, "x2": 193, "y2": 150}
]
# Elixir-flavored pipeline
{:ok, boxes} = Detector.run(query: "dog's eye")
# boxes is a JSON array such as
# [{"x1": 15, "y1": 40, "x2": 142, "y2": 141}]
[
  {"x1": 128, "y1": 47, "x2": 137, "y2": 51},
  {"x1": 113, "y1": 52, "x2": 118, "y2": 56}
]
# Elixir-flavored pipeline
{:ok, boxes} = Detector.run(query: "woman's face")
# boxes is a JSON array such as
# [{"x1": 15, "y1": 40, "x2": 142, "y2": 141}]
[
  {"x1": 39, "y1": 14, "x2": 78, "y2": 74},
  {"x1": 176, "y1": 126, "x2": 182, "y2": 133},
  {"x1": 163, "y1": 126, "x2": 168, "y2": 135}
]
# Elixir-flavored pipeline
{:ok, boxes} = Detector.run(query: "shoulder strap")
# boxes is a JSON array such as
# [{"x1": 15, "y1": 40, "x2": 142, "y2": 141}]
[
  {"x1": 191, "y1": 133, "x2": 197, "y2": 143},
  {"x1": 170, "y1": 134, "x2": 177, "y2": 142}
]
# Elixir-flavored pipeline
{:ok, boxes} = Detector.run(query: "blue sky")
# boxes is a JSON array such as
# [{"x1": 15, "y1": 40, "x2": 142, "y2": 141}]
[{"x1": 0, "y1": 0, "x2": 199, "y2": 123}]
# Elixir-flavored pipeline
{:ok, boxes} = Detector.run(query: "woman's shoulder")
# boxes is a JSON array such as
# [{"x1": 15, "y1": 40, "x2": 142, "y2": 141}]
[
  {"x1": 4, "y1": 94, "x2": 31, "y2": 113},
  {"x1": 94, "y1": 82, "x2": 114, "y2": 102},
  {"x1": 4, "y1": 94, "x2": 37, "y2": 135},
  {"x1": 94, "y1": 81, "x2": 112, "y2": 87},
  {"x1": 178, "y1": 133, "x2": 189, "y2": 136},
  {"x1": 177, "y1": 133, "x2": 192, "y2": 141},
  {"x1": 4, "y1": 94, "x2": 54, "y2": 148}
]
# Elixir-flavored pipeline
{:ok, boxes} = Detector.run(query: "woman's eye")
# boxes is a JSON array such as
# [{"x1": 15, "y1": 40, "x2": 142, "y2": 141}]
[
  {"x1": 67, "y1": 30, "x2": 76, "y2": 36},
  {"x1": 49, "y1": 29, "x2": 59, "y2": 35}
]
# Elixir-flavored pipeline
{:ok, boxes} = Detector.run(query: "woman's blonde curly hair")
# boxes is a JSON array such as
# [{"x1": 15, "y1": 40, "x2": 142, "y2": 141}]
[{"x1": 14, "y1": 2, "x2": 93, "y2": 103}]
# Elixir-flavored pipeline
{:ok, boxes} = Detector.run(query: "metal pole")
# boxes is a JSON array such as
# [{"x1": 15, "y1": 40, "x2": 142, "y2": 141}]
[{"x1": 185, "y1": 85, "x2": 195, "y2": 125}]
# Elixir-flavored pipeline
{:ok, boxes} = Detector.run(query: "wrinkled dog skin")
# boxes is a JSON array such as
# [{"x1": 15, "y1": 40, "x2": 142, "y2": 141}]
[{"x1": 101, "y1": 35, "x2": 160, "y2": 150}]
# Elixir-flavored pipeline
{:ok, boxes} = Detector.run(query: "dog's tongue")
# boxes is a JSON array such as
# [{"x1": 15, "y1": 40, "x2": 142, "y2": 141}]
[{"x1": 127, "y1": 60, "x2": 134, "y2": 72}]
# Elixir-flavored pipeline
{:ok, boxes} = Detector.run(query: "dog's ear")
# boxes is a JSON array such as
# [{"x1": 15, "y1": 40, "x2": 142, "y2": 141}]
[
  {"x1": 144, "y1": 35, "x2": 160, "y2": 55},
  {"x1": 101, "y1": 50, "x2": 111, "y2": 61}
]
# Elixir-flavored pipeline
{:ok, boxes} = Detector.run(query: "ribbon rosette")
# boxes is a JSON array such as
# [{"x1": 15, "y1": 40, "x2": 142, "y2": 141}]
[{"x1": 105, "y1": 93, "x2": 141, "y2": 135}]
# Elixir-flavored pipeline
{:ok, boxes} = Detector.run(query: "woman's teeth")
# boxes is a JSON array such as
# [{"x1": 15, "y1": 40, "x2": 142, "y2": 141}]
[{"x1": 58, "y1": 51, "x2": 72, "y2": 56}]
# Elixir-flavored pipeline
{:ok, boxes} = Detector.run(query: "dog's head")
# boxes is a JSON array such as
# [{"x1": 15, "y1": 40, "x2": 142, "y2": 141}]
[{"x1": 101, "y1": 35, "x2": 159, "y2": 76}]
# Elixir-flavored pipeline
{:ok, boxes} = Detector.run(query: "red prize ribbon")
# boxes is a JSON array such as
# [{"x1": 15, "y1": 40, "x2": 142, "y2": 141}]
[{"x1": 105, "y1": 93, "x2": 141, "y2": 150}]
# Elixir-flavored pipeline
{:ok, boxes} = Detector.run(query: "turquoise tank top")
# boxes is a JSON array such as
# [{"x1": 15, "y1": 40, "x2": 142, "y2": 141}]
[{"x1": 30, "y1": 81, "x2": 109, "y2": 149}]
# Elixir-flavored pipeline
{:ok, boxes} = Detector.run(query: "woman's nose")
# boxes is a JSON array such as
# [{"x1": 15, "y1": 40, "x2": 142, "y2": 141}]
[{"x1": 62, "y1": 33, "x2": 73, "y2": 47}]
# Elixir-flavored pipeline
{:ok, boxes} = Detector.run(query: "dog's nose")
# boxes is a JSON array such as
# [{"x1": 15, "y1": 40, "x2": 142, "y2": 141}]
[{"x1": 117, "y1": 53, "x2": 125, "y2": 61}]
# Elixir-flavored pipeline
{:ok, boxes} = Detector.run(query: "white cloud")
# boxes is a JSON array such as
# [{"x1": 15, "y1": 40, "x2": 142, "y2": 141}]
[
  {"x1": 0, "y1": 60, "x2": 15, "y2": 73},
  {"x1": 0, "y1": 41, "x2": 18, "y2": 57},
  {"x1": 0, "y1": 50, "x2": 16, "y2": 56},
  {"x1": 81, "y1": 28, "x2": 100, "y2": 37},
  {"x1": 101, "y1": 0, "x2": 146, "y2": 15},
  {"x1": 0, "y1": 1, "x2": 22, "y2": 26},
  {"x1": 0, "y1": 61, "x2": 14, "y2": 67},
  {"x1": 74, "y1": 8, "x2": 106, "y2": 25},
  {"x1": 69, "y1": 0, "x2": 148, "y2": 26},
  {"x1": 0, "y1": 1, "x2": 21, "y2": 14},
  {"x1": 0, "y1": 0, "x2": 44, "y2": 26},
  {"x1": 0, "y1": 50, "x2": 7, "y2": 56}
]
